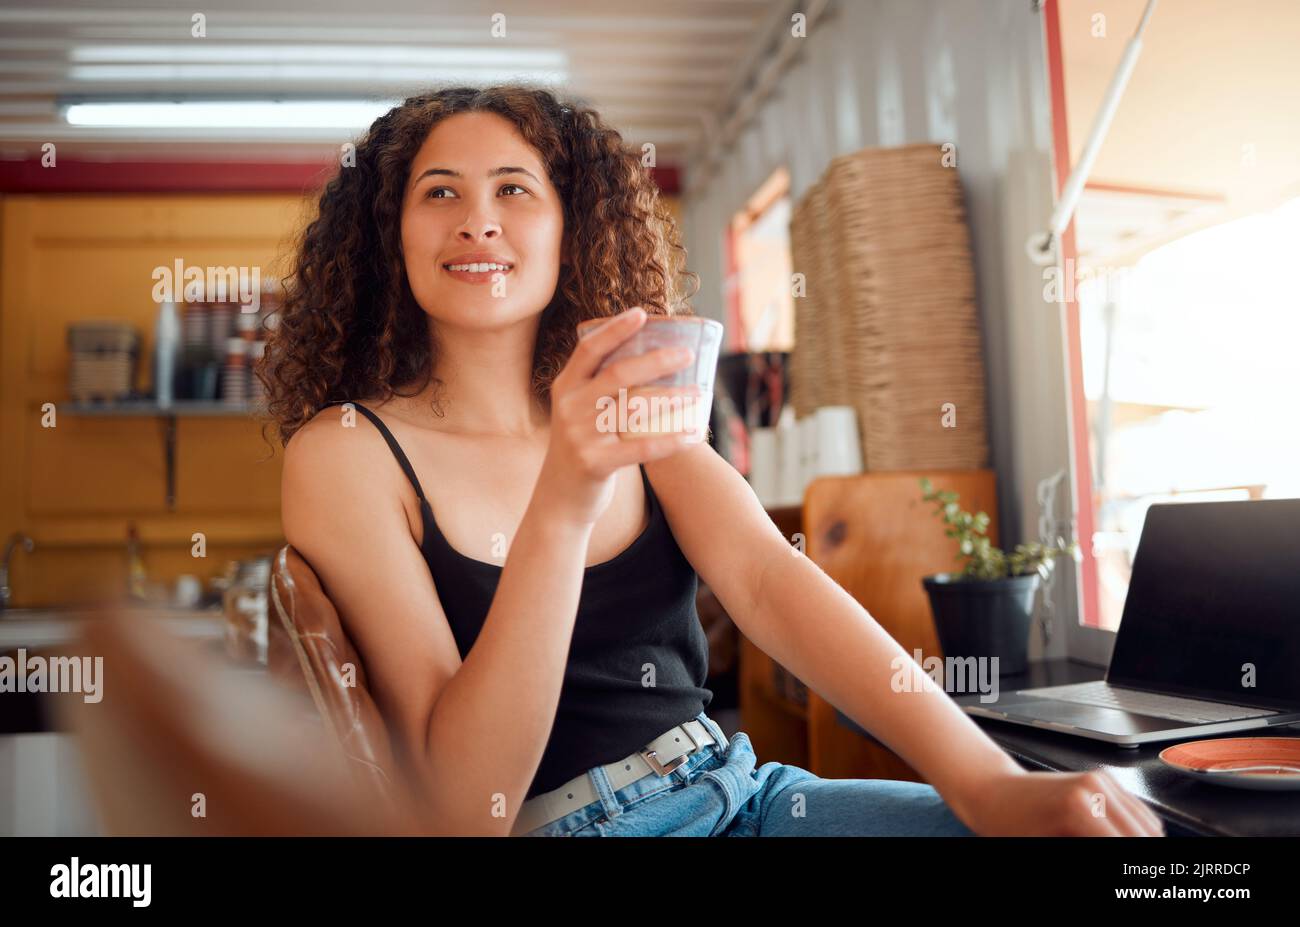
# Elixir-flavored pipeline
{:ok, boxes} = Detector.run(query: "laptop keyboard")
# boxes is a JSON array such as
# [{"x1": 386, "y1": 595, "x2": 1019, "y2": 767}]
[{"x1": 1023, "y1": 681, "x2": 1276, "y2": 724}]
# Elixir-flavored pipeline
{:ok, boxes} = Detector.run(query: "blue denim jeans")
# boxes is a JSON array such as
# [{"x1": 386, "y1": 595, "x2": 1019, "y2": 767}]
[{"x1": 521, "y1": 711, "x2": 976, "y2": 836}]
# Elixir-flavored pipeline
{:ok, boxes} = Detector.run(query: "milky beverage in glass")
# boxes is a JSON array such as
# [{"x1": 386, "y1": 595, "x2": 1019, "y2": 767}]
[{"x1": 575, "y1": 315, "x2": 724, "y2": 443}]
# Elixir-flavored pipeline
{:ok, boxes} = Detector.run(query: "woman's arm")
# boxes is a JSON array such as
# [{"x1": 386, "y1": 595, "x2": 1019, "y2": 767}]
[
  {"x1": 283, "y1": 408, "x2": 594, "y2": 837},
  {"x1": 745, "y1": 549, "x2": 1163, "y2": 835},
  {"x1": 423, "y1": 490, "x2": 596, "y2": 832},
  {"x1": 646, "y1": 443, "x2": 1163, "y2": 836},
  {"x1": 746, "y1": 546, "x2": 1024, "y2": 801}
]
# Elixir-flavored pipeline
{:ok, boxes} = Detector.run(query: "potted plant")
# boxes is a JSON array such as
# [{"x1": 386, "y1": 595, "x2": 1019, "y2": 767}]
[{"x1": 918, "y1": 478, "x2": 1079, "y2": 675}]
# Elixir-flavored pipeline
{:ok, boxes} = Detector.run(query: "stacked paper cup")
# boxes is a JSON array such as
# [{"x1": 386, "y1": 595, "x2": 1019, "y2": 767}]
[
  {"x1": 799, "y1": 415, "x2": 820, "y2": 492},
  {"x1": 814, "y1": 406, "x2": 863, "y2": 477},
  {"x1": 748, "y1": 427, "x2": 780, "y2": 507},
  {"x1": 776, "y1": 408, "x2": 803, "y2": 506},
  {"x1": 786, "y1": 143, "x2": 990, "y2": 471},
  {"x1": 748, "y1": 405, "x2": 863, "y2": 508}
]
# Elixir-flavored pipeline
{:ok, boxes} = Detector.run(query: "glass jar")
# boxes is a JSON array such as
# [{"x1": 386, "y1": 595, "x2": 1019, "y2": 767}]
[{"x1": 222, "y1": 555, "x2": 272, "y2": 665}]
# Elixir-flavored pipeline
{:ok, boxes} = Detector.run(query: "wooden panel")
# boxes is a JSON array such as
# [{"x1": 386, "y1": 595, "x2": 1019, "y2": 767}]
[
  {"x1": 738, "y1": 635, "x2": 810, "y2": 769},
  {"x1": 26, "y1": 413, "x2": 281, "y2": 516},
  {"x1": 802, "y1": 469, "x2": 999, "y2": 781},
  {"x1": 173, "y1": 417, "x2": 283, "y2": 511},
  {"x1": 0, "y1": 194, "x2": 307, "y2": 607},
  {"x1": 804, "y1": 469, "x2": 1000, "y2": 658},
  {"x1": 28, "y1": 413, "x2": 172, "y2": 515}
]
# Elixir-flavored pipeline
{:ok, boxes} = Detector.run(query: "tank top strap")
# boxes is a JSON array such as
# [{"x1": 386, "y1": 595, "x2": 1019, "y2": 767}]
[
  {"x1": 638, "y1": 462, "x2": 665, "y2": 528},
  {"x1": 322, "y1": 399, "x2": 429, "y2": 504}
]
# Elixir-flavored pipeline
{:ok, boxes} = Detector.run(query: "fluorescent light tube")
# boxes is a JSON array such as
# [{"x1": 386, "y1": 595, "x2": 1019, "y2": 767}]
[
  {"x1": 64, "y1": 100, "x2": 401, "y2": 129},
  {"x1": 71, "y1": 45, "x2": 567, "y2": 68}
]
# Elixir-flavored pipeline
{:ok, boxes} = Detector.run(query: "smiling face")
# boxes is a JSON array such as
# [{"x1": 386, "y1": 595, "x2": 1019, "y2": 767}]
[{"x1": 400, "y1": 111, "x2": 566, "y2": 329}]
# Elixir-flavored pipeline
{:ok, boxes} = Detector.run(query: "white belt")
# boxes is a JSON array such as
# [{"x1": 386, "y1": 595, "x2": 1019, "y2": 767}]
[{"x1": 511, "y1": 719, "x2": 719, "y2": 836}]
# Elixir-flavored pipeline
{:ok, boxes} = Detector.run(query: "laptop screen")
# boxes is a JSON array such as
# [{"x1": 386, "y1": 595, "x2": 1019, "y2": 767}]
[{"x1": 1107, "y1": 498, "x2": 1300, "y2": 711}]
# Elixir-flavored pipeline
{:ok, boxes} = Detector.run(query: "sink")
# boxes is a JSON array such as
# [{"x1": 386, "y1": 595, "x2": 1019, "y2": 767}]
[
  {"x1": 1, "y1": 604, "x2": 218, "y2": 619},
  {"x1": 1, "y1": 606, "x2": 108, "y2": 622},
  {"x1": 0, "y1": 605, "x2": 226, "y2": 650}
]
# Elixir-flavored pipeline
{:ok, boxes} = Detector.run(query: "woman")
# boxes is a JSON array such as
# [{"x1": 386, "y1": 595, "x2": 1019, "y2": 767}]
[{"x1": 258, "y1": 85, "x2": 1163, "y2": 837}]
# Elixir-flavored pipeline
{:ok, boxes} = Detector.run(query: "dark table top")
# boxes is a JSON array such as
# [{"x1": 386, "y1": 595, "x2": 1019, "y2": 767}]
[{"x1": 835, "y1": 659, "x2": 1300, "y2": 837}]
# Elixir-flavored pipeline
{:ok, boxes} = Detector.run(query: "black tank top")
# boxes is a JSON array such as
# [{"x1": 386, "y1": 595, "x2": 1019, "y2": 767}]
[{"x1": 327, "y1": 400, "x2": 712, "y2": 799}]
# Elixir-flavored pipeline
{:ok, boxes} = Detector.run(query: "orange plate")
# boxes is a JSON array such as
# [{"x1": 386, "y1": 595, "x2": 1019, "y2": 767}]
[{"x1": 1159, "y1": 737, "x2": 1300, "y2": 791}]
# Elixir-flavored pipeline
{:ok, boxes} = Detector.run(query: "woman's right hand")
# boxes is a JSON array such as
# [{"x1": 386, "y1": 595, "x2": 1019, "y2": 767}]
[
  {"x1": 537, "y1": 306, "x2": 700, "y2": 527},
  {"x1": 953, "y1": 768, "x2": 1166, "y2": 837}
]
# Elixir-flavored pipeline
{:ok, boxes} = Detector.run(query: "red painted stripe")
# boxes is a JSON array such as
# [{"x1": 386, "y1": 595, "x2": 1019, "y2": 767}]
[
  {"x1": 650, "y1": 166, "x2": 680, "y2": 196},
  {"x1": 0, "y1": 158, "x2": 336, "y2": 193},
  {"x1": 0, "y1": 158, "x2": 681, "y2": 195},
  {"x1": 1044, "y1": 0, "x2": 1101, "y2": 629}
]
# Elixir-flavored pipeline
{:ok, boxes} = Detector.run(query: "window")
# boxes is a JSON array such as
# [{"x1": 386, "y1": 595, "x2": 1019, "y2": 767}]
[
  {"x1": 1048, "y1": 0, "x2": 1300, "y2": 646},
  {"x1": 1077, "y1": 194, "x2": 1300, "y2": 630},
  {"x1": 725, "y1": 167, "x2": 794, "y2": 354}
]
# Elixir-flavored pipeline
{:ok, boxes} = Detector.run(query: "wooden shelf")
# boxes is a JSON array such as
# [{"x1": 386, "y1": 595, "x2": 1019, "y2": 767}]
[{"x1": 65, "y1": 399, "x2": 264, "y2": 417}]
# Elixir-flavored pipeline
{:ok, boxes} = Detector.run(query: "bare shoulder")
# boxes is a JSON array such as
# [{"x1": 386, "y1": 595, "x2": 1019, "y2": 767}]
[
  {"x1": 281, "y1": 403, "x2": 408, "y2": 532},
  {"x1": 285, "y1": 402, "x2": 391, "y2": 474}
]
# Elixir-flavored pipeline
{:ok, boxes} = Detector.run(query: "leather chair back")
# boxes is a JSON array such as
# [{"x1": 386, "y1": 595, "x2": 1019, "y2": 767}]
[{"x1": 267, "y1": 543, "x2": 401, "y2": 810}]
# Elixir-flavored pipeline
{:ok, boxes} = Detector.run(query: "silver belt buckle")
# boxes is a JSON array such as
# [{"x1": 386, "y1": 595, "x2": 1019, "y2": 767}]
[
  {"x1": 640, "y1": 723, "x2": 699, "y2": 777},
  {"x1": 641, "y1": 747, "x2": 690, "y2": 778}
]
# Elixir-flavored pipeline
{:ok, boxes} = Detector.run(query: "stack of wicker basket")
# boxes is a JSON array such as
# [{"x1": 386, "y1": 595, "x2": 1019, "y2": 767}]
[{"x1": 788, "y1": 142, "x2": 989, "y2": 471}]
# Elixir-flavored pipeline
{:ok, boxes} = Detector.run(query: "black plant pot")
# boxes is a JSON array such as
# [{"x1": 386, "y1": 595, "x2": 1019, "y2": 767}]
[{"x1": 921, "y1": 572, "x2": 1040, "y2": 677}]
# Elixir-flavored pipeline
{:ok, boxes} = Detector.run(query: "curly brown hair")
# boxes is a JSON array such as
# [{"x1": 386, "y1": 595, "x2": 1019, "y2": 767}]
[{"x1": 254, "y1": 83, "x2": 699, "y2": 450}]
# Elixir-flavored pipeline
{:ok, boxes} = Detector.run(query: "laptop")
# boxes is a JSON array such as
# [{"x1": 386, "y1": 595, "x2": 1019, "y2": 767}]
[{"x1": 956, "y1": 498, "x2": 1300, "y2": 746}]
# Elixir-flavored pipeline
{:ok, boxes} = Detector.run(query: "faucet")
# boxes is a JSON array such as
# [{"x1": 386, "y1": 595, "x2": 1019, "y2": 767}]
[{"x1": 1, "y1": 532, "x2": 35, "y2": 612}]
